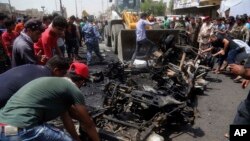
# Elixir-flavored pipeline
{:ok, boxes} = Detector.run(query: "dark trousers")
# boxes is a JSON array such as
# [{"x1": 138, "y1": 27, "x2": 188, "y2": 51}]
[
  {"x1": 233, "y1": 100, "x2": 250, "y2": 125},
  {"x1": 86, "y1": 42, "x2": 103, "y2": 63},
  {"x1": 131, "y1": 38, "x2": 156, "y2": 64},
  {"x1": 227, "y1": 47, "x2": 242, "y2": 64}
]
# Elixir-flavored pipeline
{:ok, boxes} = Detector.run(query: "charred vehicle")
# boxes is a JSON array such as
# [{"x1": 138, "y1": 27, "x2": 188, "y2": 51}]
[{"x1": 78, "y1": 32, "x2": 210, "y2": 140}]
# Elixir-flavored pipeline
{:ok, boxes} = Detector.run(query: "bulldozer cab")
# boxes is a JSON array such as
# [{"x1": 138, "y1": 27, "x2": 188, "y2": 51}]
[{"x1": 115, "y1": 0, "x2": 140, "y2": 12}]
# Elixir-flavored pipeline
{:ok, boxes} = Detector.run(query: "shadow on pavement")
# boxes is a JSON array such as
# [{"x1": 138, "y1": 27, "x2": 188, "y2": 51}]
[{"x1": 160, "y1": 124, "x2": 205, "y2": 141}]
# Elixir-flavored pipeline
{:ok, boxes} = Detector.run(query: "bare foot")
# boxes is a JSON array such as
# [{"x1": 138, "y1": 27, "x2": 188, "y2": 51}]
[{"x1": 224, "y1": 133, "x2": 229, "y2": 138}]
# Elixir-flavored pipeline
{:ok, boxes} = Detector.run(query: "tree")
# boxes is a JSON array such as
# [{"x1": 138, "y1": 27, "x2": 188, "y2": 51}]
[
  {"x1": 140, "y1": 0, "x2": 166, "y2": 16},
  {"x1": 169, "y1": 0, "x2": 174, "y2": 14}
]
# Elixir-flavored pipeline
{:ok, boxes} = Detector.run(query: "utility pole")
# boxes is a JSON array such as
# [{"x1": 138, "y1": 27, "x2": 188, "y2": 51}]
[
  {"x1": 102, "y1": 0, "x2": 104, "y2": 12},
  {"x1": 55, "y1": 0, "x2": 58, "y2": 11},
  {"x1": 8, "y1": 0, "x2": 12, "y2": 15},
  {"x1": 75, "y1": 0, "x2": 78, "y2": 17},
  {"x1": 59, "y1": 0, "x2": 64, "y2": 16},
  {"x1": 41, "y1": 6, "x2": 45, "y2": 15}
]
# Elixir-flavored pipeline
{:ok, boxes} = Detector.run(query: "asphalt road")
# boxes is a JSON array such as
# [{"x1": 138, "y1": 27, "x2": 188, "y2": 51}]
[
  {"x1": 80, "y1": 42, "x2": 250, "y2": 141},
  {"x1": 168, "y1": 72, "x2": 250, "y2": 141}
]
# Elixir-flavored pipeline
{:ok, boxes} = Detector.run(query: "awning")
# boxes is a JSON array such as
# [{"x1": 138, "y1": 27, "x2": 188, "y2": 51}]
[
  {"x1": 196, "y1": 5, "x2": 217, "y2": 8},
  {"x1": 219, "y1": 0, "x2": 250, "y2": 17},
  {"x1": 174, "y1": 5, "x2": 217, "y2": 10}
]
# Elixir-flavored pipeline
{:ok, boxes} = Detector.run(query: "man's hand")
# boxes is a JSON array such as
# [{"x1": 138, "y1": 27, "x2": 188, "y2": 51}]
[
  {"x1": 36, "y1": 50, "x2": 48, "y2": 63},
  {"x1": 229, "y1": 64, "x2": 245, "y2": 75},
  {"x1": 220, "y1": 49, "x2": 225, "y2": 55},
  {"x1": 212, "y1": 49, "x2": 224, "y2": 57},
  {"x1": 69, "y1": 105, "x2": 100, "y2": 141},
  {"x1": 241, "y1": 79, "x2": 250, "y2": 89}
]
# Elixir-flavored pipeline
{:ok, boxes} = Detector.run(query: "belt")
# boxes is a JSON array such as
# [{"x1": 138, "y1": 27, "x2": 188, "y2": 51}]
[{"x1": 0, "y1": 124, "x2": 25, "y2": 136}]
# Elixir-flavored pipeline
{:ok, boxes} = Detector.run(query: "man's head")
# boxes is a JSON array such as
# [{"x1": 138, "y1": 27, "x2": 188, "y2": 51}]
[
  {"x1": 216, "y1": 17, "x2": 223, "y2": 25},
  {"x1": 69, "y1": 15, "x2": 76, "y2": 23},
  {"x1": 24, "y1": 18, "x2": 45, "y2": 42},
  {"x1": 140, "y1": 13, "x2": 147, "y2": 19},
  {"x1": 51, "y1": 16, "x2": 67, "y2": 37},
  {"x1": 203, "y1": 16, "x2": 211, "y2": 24},
  {"x1": 42, "y1": 15, "x2": 53, "y2": 27},
  {"x1": 87, "y1": 16, "x2": 95, "y2": 23},
  {"x1": 236, "y1": 16, "x2": 246, "y2": 25},
  {"x1": 45, "y1": 55, "x2": 70, "y2": 77},
  {"x1": 4, "y1": 18, "x2": 15, "y2": 31},
  {"x1": 209, "y1": 34, "x2": 217, "y2": 42},
  {"x1": 66, "y1": 62, "x2": 89, "y2": 88},
  {"x1": 190, "y1": 17, "x2": 195, "y2": 23},
  {"x1": 83, "y1": 16, "x2": 87, "y2": 22},
  {"x1": 195, "y1": 17, "x2": 202, "y2": 23}
]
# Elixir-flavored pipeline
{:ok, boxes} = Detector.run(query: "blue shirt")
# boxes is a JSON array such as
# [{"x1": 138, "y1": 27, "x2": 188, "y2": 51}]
[
  {"x1": 82, "y1": 22, "x2": 101, "y2": 44},
  {"x1": 246, "y1": 23, "x2": 250, "y2": 30},
  {"x1": 12, "y1": 32, "x2": 37, "y2": 67},
  {"x1": 0, "y1": 64, "x2": 51, "y2": 108},
  {"x1": 136, "y1": 19, "x2": 155, "y2": 41}
]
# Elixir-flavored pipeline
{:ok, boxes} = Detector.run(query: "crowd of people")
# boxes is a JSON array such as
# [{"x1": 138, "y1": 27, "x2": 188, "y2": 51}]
[
  {"x1": 162, "y1": 14, "x2": 250, "y2": 77},
  {"x1": 0, "y1": 13, "x2": 105, "y2": 140},
  {"x1": 0, "y1": 13, "x2": 106, "y2": 73},
  {"x1": 1, "y1": 10, "x2": 250, "y2": 140},
  {"x1": 135, "y1": 12, "x2": 250, "y2": 138}
]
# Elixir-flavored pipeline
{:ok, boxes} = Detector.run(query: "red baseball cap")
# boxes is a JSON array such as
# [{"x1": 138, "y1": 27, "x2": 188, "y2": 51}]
[{"x1": 69, "y1": 62, "x2": 89, "y2": 79}]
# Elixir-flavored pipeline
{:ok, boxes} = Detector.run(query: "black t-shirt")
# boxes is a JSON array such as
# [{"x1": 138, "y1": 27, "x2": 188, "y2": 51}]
[
  {"x1": 0, "y1": 64, "x2": 51, "y2": 108},
  {"x1": 211, "y1": 35, "x2": 239, "y2": 51}
]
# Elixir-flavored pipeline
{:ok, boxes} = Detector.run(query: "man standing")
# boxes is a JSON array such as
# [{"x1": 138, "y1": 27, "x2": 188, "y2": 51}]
[
  {"x1": 82, "y1": 17, "x2": 104, "y2": 65},
  {"x1": 229, "y1": 59, "x2": 250, "y2": 124},
  {"x1": 0, "y1": 55, "x2": 69, "y2": 108},
  {"x1": 12, "y1": 19, "x2": 46, "y2": 67},
  {"x1": 34, "y1": 16, "x2": 67, "y2": 63},
  {"x1": 131, "y1": 12, "x2": 156, "y2": 65},
  {"x1": 163, "y1": 16, "x2": 170, "y2": 29},
  {"x1": 0, "y1": 62, "x2": 99, "y2": 141},
  {"x1": 209, "y1": 34, "x2": 242, "y2": 64},
  {"x1": 1, "y1": 18, "x2": 18, "y2": 63}
]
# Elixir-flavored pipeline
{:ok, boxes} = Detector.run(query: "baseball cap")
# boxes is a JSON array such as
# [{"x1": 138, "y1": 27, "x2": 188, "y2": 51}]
[
  {"x1": 69, "y1": 62, "x2": 89, "y2": 80},
  {"x1": 203, "y1": 16, "x2": 210, "y2": 21},
  {"x1": 24, "y1": 19, "x2": 45, "y2": 32}
]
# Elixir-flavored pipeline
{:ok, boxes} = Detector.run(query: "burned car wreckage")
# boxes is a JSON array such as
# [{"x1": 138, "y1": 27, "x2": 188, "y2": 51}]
[{"x1": 80, "y1": 32, "x2": 210, "y2": 141}]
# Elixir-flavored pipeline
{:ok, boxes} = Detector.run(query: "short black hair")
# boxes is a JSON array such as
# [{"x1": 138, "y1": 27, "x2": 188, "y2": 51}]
[
  {"x1": 65, "y1": 71, "x2": 85, "y2": 83},
  {"x1": 46, "y1": 55, "x2": 70, "y2": 70},
  {"x1": 0, "y1": 13, "x2": 7, "y2": 21},
  {"x1": 52, "y1": 16, "x2": 67, "y2": 28},
  {"x1": 140, "y1": 13, "x2": 147, "y2": 19},
  {"x1": 52, "y1": 12, "x2": 60, "y2": 19},
  {"x1": 70, "y1": 15, "x2": 76, "y2": 20},
  {"x1": 4, "y1": 18, "x2": 15, "y2": 28}
]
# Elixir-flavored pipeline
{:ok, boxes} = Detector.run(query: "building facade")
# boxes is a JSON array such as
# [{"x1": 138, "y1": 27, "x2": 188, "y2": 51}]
[{"x1": 173, "y1": 0, "x2": 221, "y2": 18}]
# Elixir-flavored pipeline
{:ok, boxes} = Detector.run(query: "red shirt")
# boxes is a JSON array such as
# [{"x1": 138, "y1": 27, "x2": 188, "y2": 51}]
[
  {"x1": 1, "y1": 31, "x2": 18, "y2": 57},
  {"x1": 34, "y1": 27, "x2": 58, "y2": 60},
  {"x1": 14, "y1": 22, "x2": 24, "y2": 34}
]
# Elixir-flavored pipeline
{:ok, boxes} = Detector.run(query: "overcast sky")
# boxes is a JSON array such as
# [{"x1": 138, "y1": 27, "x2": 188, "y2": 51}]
[
  {"x1": 1, "y1": 0, "x2": 169, "y2": 17},
  {"x1": 1, "y1": 0, "x2": 112, "y2": 17}
]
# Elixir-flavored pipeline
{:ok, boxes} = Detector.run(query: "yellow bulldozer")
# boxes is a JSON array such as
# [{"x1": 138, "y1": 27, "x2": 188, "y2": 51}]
[{"x1": 104, "y1": 0, "x2": 179, "y2": 62}]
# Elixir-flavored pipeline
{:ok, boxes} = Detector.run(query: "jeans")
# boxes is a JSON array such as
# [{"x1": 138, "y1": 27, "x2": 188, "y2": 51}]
[
  {"x1": 0, "y1": 124, "x2": 74, "y2": 141},
  {"x1": 131, "y1": 38, "x2": 157, "y2": 64},
  {"x1": 233, "y1": 100, "x2": 250, "y2": 125},
  {"x1": 227, "y1": 47, "x2": 242, "y2": 64},
  {"x1": 86, "y1": 42, "x2": 103, "y2": 64}
]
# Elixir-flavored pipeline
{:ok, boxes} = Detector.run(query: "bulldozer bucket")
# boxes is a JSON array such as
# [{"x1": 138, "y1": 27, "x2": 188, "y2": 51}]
[{"x1": 117, "y1": 29, "x2": 180, "y2": 62}]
